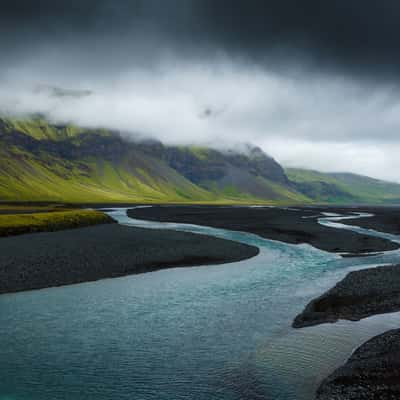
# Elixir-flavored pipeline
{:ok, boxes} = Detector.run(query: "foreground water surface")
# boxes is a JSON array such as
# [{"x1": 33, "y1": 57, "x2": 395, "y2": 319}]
[{"x1": 1, "y1": 208, "x2": 400, "y2": 400}]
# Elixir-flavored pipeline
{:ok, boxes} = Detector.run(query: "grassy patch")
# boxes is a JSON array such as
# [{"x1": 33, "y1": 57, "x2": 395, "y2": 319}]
[{"x1": 0, "y1": 209, "x2": 114, "y2": 237}]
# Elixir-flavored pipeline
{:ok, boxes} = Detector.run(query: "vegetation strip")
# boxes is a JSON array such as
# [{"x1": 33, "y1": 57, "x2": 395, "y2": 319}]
[{"x1": 0, "y1": 209, "x2": 114, "y2": 237}]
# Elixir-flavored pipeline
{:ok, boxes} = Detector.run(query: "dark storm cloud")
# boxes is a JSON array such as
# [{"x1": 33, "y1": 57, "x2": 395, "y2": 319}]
[
  {"x1": 0, "y1": 0, "x2": 192, "y2": 47},
  {"x1": 2, "y1": 0, "x2": 400, "y2": 78},
  {"x1": 198, "y1": 0, "x2": 400, "y2": 76},
  {"x1": 3, "y1": 1, "x2": 400, "y2": 181}
]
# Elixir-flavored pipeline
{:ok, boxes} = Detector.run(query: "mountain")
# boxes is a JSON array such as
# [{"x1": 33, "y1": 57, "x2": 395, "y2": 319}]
[
  {"x1": 135, "y1": 142, "x2": 306, "y2": 202},
  {"x1": 2, "y1": 116, "x2": 400, "y2": 204},
  {"x1": 0, "y1": 116, "x2": 307, "y2": 203},
  {"x1": 287, "y1": 168, "x2": 400, "y2": 204}
]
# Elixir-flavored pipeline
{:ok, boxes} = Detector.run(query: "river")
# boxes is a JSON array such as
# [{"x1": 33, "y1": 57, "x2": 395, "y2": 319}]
[{"x1": 1, "y1": 207, "x2": 399, "y2": 399}]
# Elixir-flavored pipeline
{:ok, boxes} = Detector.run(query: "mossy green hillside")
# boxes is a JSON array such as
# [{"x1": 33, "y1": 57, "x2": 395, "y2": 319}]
[
  {"x1": 0, "y1": 116, "x2": 310, "y2": 204},
  {"x1": 3, "y1": 116, "x2": 399, "y2": 205},
  {"x1": 0, "y1": 148, "x2": 215, "y2": 203}
]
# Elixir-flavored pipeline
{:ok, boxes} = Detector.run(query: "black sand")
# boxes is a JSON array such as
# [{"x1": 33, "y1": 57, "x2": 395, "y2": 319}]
[
  {"x1": 0, "y1": 224, "x2": 258, "y2": 294},
  {"x1": 293, "y1": 265, "x2": 400, "y2": 328},
  {"x1": 316, "y1": 329, "x2": 400, "y2": 399},
  {"x1": 336, "y1": 206, "x2": 400, "y2": 235},
  {"x1": 128, "y1": 206, "x2": 399, "y2": 255}
]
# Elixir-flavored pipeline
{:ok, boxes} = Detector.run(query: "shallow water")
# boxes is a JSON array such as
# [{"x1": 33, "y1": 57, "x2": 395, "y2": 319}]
[{"x1": 1, "y1": 208, "x2": 400, "y2": 400}]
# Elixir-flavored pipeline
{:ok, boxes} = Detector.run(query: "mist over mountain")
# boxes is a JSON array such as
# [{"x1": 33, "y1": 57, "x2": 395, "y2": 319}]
[{"x1": 1, "y1": 1, "x2": 400, "y2": 182}]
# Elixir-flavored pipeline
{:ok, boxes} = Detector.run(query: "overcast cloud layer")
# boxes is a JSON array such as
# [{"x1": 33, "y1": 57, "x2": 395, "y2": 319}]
[{"x1": 2, "y1": 0, "x2": 400, "y2": 181}]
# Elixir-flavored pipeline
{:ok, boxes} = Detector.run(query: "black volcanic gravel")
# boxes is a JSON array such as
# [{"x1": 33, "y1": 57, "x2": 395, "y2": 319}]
[
  {"x1": 316, "y1": 329, "x2": 400, "y2": 399},
  {"x1": 0, "y1": 224, "x2": 258, "y2": 294},
  {"x1": 293, "y1": 264, "x2": 400, "y2": 328},
  {"x1": 128, "y1": 206, "x2": 399, "y2": 254}
]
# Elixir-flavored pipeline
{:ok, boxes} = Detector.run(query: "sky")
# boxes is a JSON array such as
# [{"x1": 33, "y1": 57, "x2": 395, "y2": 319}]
[{"x1": 2, "y1": 0, "x2": 400, "y2": 181}]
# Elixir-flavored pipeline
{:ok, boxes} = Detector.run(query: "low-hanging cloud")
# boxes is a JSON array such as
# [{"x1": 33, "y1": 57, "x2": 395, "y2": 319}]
[{"x1": 3, "y1": 57, "x2": 400, "y2": 182}]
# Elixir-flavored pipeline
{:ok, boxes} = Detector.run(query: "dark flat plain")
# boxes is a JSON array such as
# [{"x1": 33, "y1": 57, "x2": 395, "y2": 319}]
[
  {"x1": 335, "y1": 206, "x2": 400, "y2": 234},
  {"x1": 128, "y1": 205, "x2": 399, "y2": 255},
  {"x1": 0, "y1": 224, "x2": 258, "y2": 294}
]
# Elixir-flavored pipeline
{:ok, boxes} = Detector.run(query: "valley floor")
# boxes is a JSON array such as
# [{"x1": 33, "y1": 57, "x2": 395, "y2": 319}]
[
  {"x1": 129, "y1": 204, "x2": 400, "y2": 399},
  {"x1": 128, "y1": 205, "x2": 399, "y2": 255},
  {"x1": 3, "y1": 203, "x2": 400, "y2": 398}
]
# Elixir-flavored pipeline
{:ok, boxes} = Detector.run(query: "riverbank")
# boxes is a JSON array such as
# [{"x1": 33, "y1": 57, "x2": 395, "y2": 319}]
[
  {"x1": 316, "y1": 329, "x2": 400, "y2": 399},
  {"x1": 293, "y1": 264, "x2": 400, "y2": 328},
  {"x1": 128, "y1": 205, "x2": 399, "y2": 255},
  {"x1": 0, "y1": 223, "x2": 259, "y2": 294}
]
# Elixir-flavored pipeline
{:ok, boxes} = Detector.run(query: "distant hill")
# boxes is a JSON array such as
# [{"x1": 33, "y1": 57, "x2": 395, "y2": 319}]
[{"x1": 286, "y1": 168, "x2": 400, "y2": 204}]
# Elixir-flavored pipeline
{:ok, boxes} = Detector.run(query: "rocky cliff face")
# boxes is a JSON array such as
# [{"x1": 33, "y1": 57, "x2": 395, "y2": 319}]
[{"x1": 137, "y1": 140, "x2": 290, "y2": 199}]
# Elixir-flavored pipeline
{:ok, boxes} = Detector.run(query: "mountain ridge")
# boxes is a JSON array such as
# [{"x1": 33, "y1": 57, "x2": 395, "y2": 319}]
[
  {"x1": 0, "y1": 116, "x2": 306, "y2": 203},
  {"x1": 1, "y1": 115, "x2": 399, "y2": 204}
]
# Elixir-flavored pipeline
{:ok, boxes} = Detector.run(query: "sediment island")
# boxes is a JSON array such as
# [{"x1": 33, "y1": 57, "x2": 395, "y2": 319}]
[
  {"x1": 294, "y1": 263, "x2": 400, "y2": 398},
  {"x1": 3, "y1": 203, "x2": 400, "y2": 399},
  {"x1": 128, "y1": 205, "x2": 400, "y2": 398},
  {"x1": 316, "y1": 329, "x2": 400, "y2": 399},
  {"x1": 291, "y1": 212, "x2": 400, "y2": 398},
  {"x1": 293, "y1": 264, "x2": 400, "y2": 328},
  {"x1": 0, "y1": 222, "x2": 258, "y2": 295}
]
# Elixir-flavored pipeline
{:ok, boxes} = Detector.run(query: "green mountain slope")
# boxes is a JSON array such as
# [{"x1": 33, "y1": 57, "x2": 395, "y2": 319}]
[
  {"x1": 137, "y1": 142, "x2": 309, "y2": 203},
  {"x1": 0, "y1": 116, "x2": 307, "y2": 203},
  {"x1": 3, "y1": 116, "x2": 398, "y2": 205},
  {"x1": 286, "y1": 168, "x2": 400, "y2": 204}
]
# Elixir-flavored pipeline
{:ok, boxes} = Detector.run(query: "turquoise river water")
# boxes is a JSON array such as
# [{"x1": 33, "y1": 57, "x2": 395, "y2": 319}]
[{"x1": 1, "y1": 207, "x2": 400, "y2": 400}]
